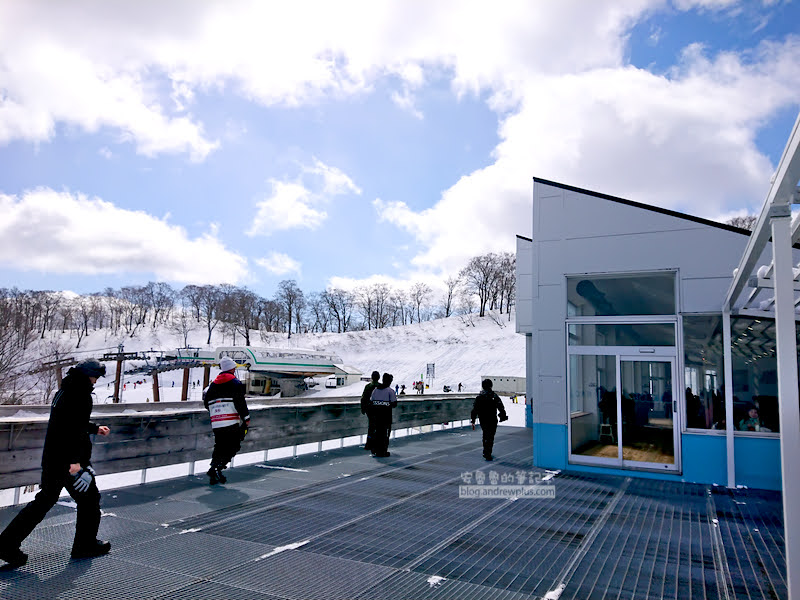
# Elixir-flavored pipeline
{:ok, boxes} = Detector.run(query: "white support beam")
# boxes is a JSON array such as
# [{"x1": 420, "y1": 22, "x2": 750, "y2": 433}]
[
  {"x1": 747, "y1": 276, "x2": 800, "y2": 291},
  {"x1": 725, "y1": 111, "x2": 800, "y2": 311},
  {"x1": 771, "y1": 215, "x2": 800, "y2": 600},
  {"x1": 722, "y1": 310, "x2": 735, "y2": 489}
]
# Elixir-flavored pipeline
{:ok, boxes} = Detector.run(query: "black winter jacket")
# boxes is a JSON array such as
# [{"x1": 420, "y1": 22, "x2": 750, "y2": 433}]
[
  {"x1": 41, "y1": 368, "x2": 100, "y2": 470},
  {"x1": 369, "y1": 383, "x2": 397, "y2": 424},
  {"x1": 360, "y1": 381, "x2": 378, "y2": 415},
  {"x1": 471, "y1": 390, "x2": 507, "y2": 425}
]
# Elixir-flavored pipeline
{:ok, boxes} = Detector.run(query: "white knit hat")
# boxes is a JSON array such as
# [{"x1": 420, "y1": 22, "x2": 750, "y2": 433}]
[{"x1": 219, "y1": 356, "x2": 236, "y2": 372}]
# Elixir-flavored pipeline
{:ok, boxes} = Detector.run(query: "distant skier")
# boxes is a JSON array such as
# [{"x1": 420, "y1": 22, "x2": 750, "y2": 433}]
[
  {"x1": 369, "y1": 373, "x2": 398, "y2": 457},
  {"x1": 471, "y1": 379, "x2": 508, "y2": 461}
]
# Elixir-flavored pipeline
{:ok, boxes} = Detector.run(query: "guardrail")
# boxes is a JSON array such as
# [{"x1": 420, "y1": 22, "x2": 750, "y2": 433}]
[{"x1": 0, "y1": 395, "x2": 474, "y2": 489}]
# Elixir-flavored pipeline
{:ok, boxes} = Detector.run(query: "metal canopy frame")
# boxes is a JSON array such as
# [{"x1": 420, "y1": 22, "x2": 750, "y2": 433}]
[{"x1": 723, "y1": 109, "x2": 800, "y2": 600}]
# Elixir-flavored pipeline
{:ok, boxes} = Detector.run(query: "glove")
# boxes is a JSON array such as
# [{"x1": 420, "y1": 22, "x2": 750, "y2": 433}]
[
  {"x1": 72, "y1": 466, "x2": 96, "y2": 493},
  {"x1": 240, "y1": 420, "x2": 250, "y2": 441},
  {"x1": 499, "y1": 414, "x2": 509, "y2": 422}
]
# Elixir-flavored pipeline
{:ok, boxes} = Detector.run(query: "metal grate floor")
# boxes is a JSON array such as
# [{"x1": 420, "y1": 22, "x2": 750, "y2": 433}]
[{"x1": 0, "y1": 427, "x2": 787, "y2": 599}]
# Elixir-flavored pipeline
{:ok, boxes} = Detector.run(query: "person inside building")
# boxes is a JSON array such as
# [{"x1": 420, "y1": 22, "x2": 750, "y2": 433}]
[
  {"x1": 203, "y1": 356, "x2": 250, "y2": 484},
  {"x1": 0, "y1": 359, "x2": 112, "y2": 568},
  {"x1": 471, "y1": 378, "x2": 508, "y2": 461},
  {"x1": 360, "y1": 370, "x2": 380, "y2": 451},
  {"x1": 369, "y1": 373, "x2": 398, "y2": 457},
  {"x1": 738, "y1": 404, "x2": 771, "y2": 432}
]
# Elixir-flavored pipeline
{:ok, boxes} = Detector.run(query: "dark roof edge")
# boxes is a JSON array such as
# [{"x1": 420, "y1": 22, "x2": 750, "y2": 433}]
[
  {"x1": 532, "y1": 177, "x2": 752, "y2": 237},
  {"x1": 516, "y1": 234, "x2": 533, "y2": 242}
]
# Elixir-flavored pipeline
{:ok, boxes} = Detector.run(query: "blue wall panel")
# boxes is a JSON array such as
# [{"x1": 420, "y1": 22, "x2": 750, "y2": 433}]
[
  {"x1": 532, "y1": 423, "x2": 567, "y2": 470},
  {"x1": 734, "y1": 436, "x2": 782, "y2": 491},
  {"x1": 681, "y1": 433, "x2": 727, "y2": 485}
]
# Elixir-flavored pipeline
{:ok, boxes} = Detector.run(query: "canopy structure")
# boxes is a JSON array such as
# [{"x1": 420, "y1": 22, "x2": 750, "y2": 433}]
[{"x1": 724, "y1": 110, "x2": 800, "y2": 600}]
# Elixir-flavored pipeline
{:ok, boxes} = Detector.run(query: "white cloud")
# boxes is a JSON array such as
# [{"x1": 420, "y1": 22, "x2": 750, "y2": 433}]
[
  {"x1": 247, "y1": 158, "x2": 360, "y2": 236},
  {"x1": 371, "y1": 36, "x2": 800, "y2": 275},
  {"x1": 255, "y1": 252, "x2": 302, "y2": 276},
  {"x1": 1, "y1": 1, "x2": 798, "y2": 288},
  {"x1": 0, "y1": 1, "x2": 652, "y2": 159},
  {"x1": 304, "y1": 158, "x2": 362, "y2": 196},
  {"x1": 99, "y1": 147, "x2": 113, "y2": 159},
  {"x1": 248, "y1": 181, "x2": 328, "y2": 236},
  {"x1": 0, "y1": 189, "x2": 248, "y2": 284}
]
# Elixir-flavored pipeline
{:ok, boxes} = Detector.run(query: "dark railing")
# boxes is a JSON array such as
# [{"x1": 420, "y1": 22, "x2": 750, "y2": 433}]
[{"x1": 0, "y1": 395, "x2": 474, "y2": 489}]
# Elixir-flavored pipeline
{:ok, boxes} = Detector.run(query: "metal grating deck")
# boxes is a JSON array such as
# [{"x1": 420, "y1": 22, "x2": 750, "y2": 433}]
[{"x1": 0, "y1": 427, "x2": 787, "y2": 599}]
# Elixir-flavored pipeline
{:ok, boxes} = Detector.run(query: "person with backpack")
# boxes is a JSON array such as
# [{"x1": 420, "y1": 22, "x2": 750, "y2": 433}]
[
  {"x1": 369, "y1": 373, "x2": 398, "y2": 457},
  {"x1": 203, "y1": 356, "x2": 249, "y2": 484},
  {"x1": 471, "y1": 378, "x2": 508, "y2": 461},
  {"x1": 0, "y1": 359, "x2": 112, "y2": 568}
]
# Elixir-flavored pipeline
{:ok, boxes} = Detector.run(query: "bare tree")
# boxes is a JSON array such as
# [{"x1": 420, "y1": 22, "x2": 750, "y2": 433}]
[
  {"x1": 368, "y1": 283, "x2": 391, "y2": 329},
  {"x1": 145, "y1": 281, "x2": 176, "y2": 327},
  {"x1": 459, "y1": 253, "x2": 499, "y2": 317},
  {"x1": 180, "y1": 285, "x2": 204, "y2": 322},
  {"x1": 257, "y1": 298, "x2": 281, "y2": 333},
  {"x1": 354, "y1": 286, "x2": 374, "y2": 330},
  {"x1": 35, "y1": 291, "x2": 62, "y2": 339},
  {"x1": 440, "y1": 276, "x2": 461, "y2": 318},
  {"x1": 197, "y1": 285, "x2": 223, "y2": 345},
  {"x1": 326, "y1": 288, "x2": 354, "y2": 333},
  {"x1": 726, "y1": 215, "x2": 757, "y2": 231},
  {"x1": 388, "y1": 289, "x2": 407, "y2": 326},
  {"x1": 168, "y1": 302, "x2": 198, "y2": 348},
  {"x1": 275, "y1": 280, "x2": 304, "y2": 339},
  {"x1": 306, "y1": 292, "x2": 330, "y2": 332},
  {"x1": 496, "y1": 252, "x2": 516, "y2": 314},
  {"x1": 409, "y1": 282, "x2": 432, "y2": 323}
]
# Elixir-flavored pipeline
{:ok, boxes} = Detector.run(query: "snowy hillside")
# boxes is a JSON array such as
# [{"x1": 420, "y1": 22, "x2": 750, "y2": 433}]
[{"x1": 38, "y1": 309, "x2": 525, "y2": 404}]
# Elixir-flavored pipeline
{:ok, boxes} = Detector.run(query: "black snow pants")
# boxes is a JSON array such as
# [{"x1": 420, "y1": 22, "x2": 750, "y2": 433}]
[
  {"x1": 0, "y1": 466, "x2": 101, "y2": 551},
  {"x1": 370, "y1": 417, "x2": 391, "y2": 455},
  {"x1": 479, "y1": 419, "x2": 498, "y2": 458},
  {"x1": 211, "y1": 426, "x2": 242, "y2": 468}
]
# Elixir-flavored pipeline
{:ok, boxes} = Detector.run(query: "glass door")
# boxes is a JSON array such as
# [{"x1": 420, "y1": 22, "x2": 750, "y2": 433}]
[
  {"x1": 619, "y1": 357, "x2": 676, "y2": 470},
  {"x1": 568, "y1": 352, "x2": 679, "y2": 471}
]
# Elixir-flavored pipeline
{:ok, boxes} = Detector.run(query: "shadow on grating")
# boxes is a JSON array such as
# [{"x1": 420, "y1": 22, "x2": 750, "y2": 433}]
[
  {"x1": 562, "y1": 481, "x2": 719, "y2": 600},
  {"x1": 151, "y1": 579, "x2": 286, "y2": 600},
  {"x1": 212, "y1": 548, "x2": 397, "y2": 600},
  {"x1": 0, "y1": 428, "x2": 788, "y2": 600},
  {"x1": 409, "y1": 475, "x2": 615, "y2": 597},
  {"x1": 111, "y1": 530, "x2": 274, "y2": 579},
  {"x1": 0, "y1": 552, "x2": 197, "y2": 600}
]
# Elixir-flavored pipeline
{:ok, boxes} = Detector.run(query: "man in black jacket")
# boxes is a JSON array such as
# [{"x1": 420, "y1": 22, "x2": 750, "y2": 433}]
[
  {"x1": 0, "y1": 359, "x2": 111, "y2": 568},
  {"x1": 360, "y1": 370, "x2": 380, "y2": 451},
  {"x1": 471, "y1": 379, "x2": 508, "y2": 461},
  {"x1": 203, "y1": 356, "x2": 249, "y2": 484}
]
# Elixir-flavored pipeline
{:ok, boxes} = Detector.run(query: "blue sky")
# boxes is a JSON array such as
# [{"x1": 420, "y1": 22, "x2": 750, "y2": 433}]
[{"x1": 0, "y1": 1, "x2": 798, "y2": 299}]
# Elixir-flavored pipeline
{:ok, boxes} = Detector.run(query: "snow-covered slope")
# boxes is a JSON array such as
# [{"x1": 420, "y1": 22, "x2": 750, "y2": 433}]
[{"x1": 32, "y1": 309, "x2": 525, "y2": 403}]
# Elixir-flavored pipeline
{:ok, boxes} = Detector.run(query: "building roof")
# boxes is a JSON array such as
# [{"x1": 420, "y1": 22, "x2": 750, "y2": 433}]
[{"x1": 533, "y1": 176, "x2": 753, "y2": 236}]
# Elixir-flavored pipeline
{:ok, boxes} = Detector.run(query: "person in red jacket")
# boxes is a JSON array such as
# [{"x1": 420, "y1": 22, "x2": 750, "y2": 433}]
[
  {"x1": 203, "y1": 356, "x2": 249, "y2": 484},
  {"x1": 0, "y1": 359, "x2": 111, "y2": 568},
  {"x1": 471, "y1": 378, "x2": 508, "y2": 461}
]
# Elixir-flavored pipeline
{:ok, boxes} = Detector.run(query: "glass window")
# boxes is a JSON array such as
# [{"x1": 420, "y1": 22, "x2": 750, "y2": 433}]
[
  {"x1": 730, "y1": 317, "x2": 781, "y2": 433},
  {"x1": 683, "y1": 314, "x2": 800, "y2": 433},
  {"x1": 569, "y1": 354, "x2": 617, "y2": 455},
  {"x1": 569, "y1": 323, "x2": 675, "y2": 346},
  {"x1": 683, "y1": 315, "x2": 726, "y2": 430},
  {"x1": 567, "y1": 273, "x2": 676, "y2": 316}
]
